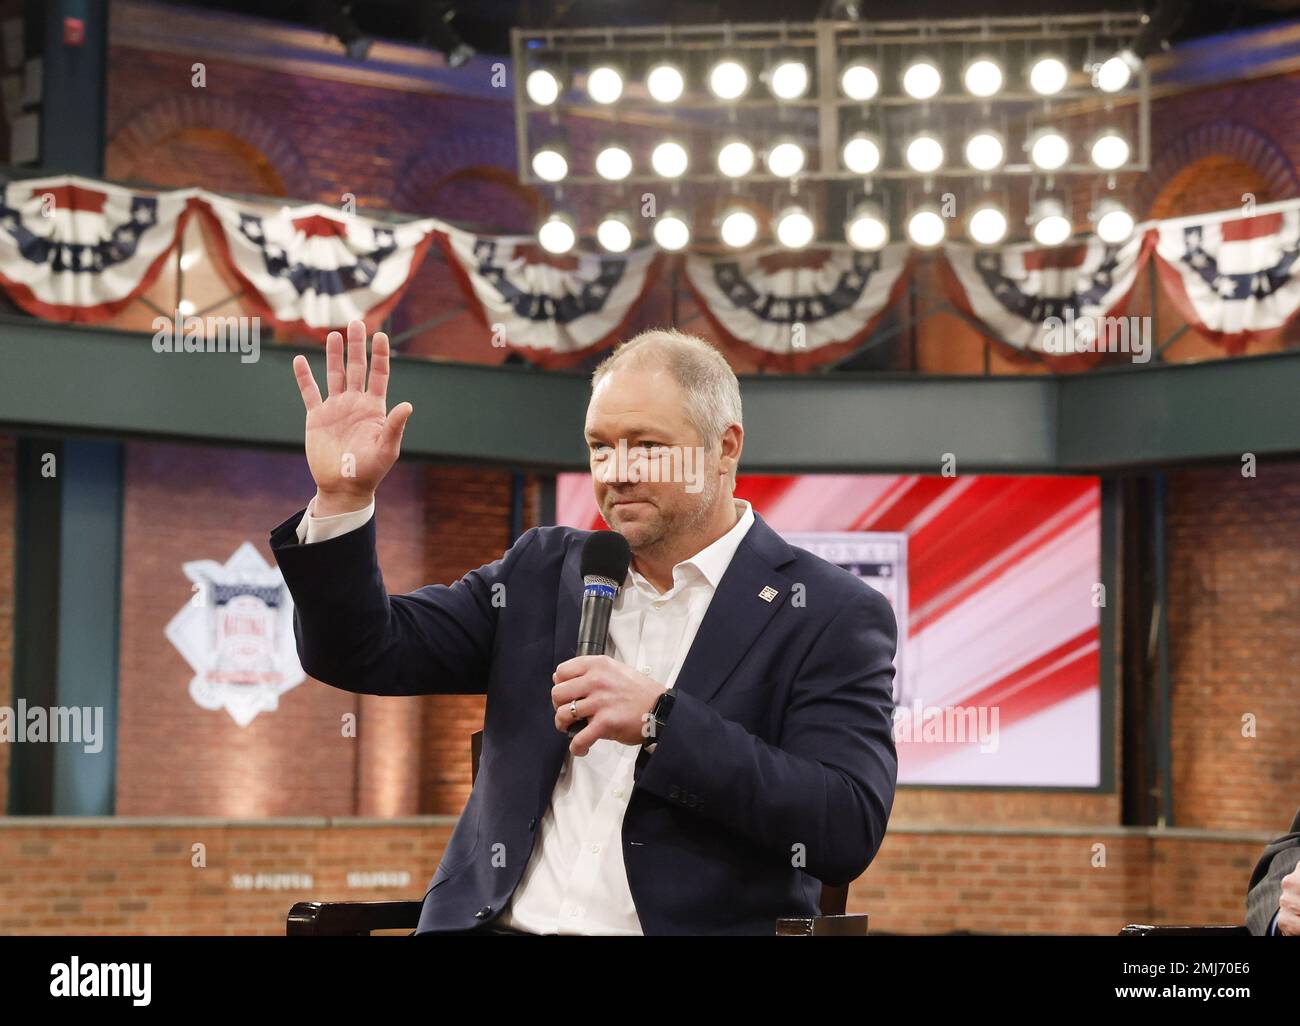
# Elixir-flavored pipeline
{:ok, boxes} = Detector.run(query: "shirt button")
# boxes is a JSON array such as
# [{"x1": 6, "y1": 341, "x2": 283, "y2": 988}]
[
  {"x1": 590, "y1": 844, "x2": 600, "y2": 854},
  {"x1": 652, "y1": 601, "x2": 664, "y2": 609},
  {"x1": 612, "y1": 788, "x2": 624, "y2": 799},
  {"x1": 639, "y1": 665, "x2": 652, "y2": 675},
  {"x1": 567, "y1": 905, "x2": 580, "y2": 917}
]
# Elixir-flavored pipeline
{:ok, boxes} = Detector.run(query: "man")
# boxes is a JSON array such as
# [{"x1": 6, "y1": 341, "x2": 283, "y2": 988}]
[
  {"x1": 1246, "y1": 808, "x2": 1300, "y2": 936},
  {"x1": 269, "y1": 320, "x2": 898, "y2": 935}
]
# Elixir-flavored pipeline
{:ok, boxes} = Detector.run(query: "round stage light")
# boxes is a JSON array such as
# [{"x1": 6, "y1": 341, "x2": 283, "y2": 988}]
[
  {"x1": 717, "y1": 139, "x2": 756, "y2": 178},
  {"x1": 902, "y1": 58, "x2": 942, "y2": 99},
  {"x1": 709, "y1": 58, "x2": 749, "y2": 100},
  {"x1": 845, "y1": 202, "x2": 888, "y2": 250},
  {"x1": 769, "y1": 58, "x2": 810, "y2": 100},
  {"x1": 1095, "y1": 50, "x2": 1139, "y2": 93},
  {"x1": 587, "y1": 64, "x2": 624, "y2": 104},
  {"x1": 595, "y1": 144, "x2": 633, "y2": 181},
  {"x1": 596, "y1": 213, "x2": 634, "y2": 253},
  {"x1": 531, "y1": 145, "x2": 568, "y2": 182},
  {"x1": 646, "y1": 61, "x2": 686, "y2": 103},
  {"x1": 964, "y1": 57, "x2": 1004, "y2": 98},
  {"x1": 720, "y1": 207, "x2": 759, "y2": 248},
  {"x1": 1028, "y1": 129, "x2": 1071, "y2": 171},
  {"x1": 905, "y1": 133, "x2": 945, "y2": 174},
  {"x1": 1031, "y1": 199, "x2": 1072, "y2": 246},
  {"x1": 1094, "y1": 199, "x2": 1135, "y2": 243},
  {"x1": 1090, "y1": 130, "x2": 1130, "y2": 171},
  {"x1": 538, "y1": 213, "x2": 576, "y2": 254},
  {"x1": 653, "y1": 211, "x2": 691, "y2": 250},
  {"x1": 964, "y1": 130, "x2": 1005, "y2": 171},
  {"x1": 967, "y1": 204, "x2": 1009, "y2": 246},
  {"x1": 525, "y1": 68, "x2": 561, "y2": 106},
  {"x1": 906, "y1": 206, "x2": 946, "y2": 248},
  {"x1": 651, "y1": 140, "x2": 689, "y2": 178},
  {"x1": 840, "y1": 60, "x2": 880, "y2": 101},
  {"x1": 775, "y1": 206, "x2": 815, "y2": 249},
  {"x1": 1028, "y1": 55, "x2": 1069, "y2": 96},
  {"x1": 766, "y1": 139, "x2": 806, "y2": 178},
  {"x1": 842, "y1": 132, "x2": 882, "y2": 175}
]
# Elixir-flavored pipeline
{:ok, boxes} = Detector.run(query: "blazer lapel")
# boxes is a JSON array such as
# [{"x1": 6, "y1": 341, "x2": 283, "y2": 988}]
[
  {"x1": 551, "y1": 514, "x2": 797, "y2": 710},
  {"x1": 670, "y1": 513, "x2": 797, "y2": 707}
]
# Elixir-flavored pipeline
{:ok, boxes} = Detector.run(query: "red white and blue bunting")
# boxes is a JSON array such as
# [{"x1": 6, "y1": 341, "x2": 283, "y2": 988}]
[
  {"x1": 197, "y1": 195, "x2": 439, "y2": 336},
  {"x1": 436, "y1": 224, "x2": 661, "y2": 368},
  {"x1": 1153, "y1": 201, "x2": 1300, "y2": 355},
  {"x1": 683, "y1": 244, "x2": 912, "y2": 370},
  {"x1": 942, "y1": 232, "x2": 1152, "y2": 361},
  {"x1": 0, "y1": 175, "x2": 200, "y2": 322},
  {"x1": 4, "y1": 173, "x2": 1300, "y2": 366}
]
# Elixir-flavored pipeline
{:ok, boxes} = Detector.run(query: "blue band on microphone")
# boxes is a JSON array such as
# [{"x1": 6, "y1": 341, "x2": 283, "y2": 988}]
[{"x1": 583, "y1": 583, "x2": 618, "y2": 601}]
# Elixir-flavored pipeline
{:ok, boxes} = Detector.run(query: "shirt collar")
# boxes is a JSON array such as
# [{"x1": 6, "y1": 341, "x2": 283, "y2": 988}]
[{"x1": 628, "y1": 498, "x2": 755, "y2": 593}]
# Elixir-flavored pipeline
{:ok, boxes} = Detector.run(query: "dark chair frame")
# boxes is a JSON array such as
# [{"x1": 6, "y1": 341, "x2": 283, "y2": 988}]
[{"x1": 289, "y1": 731, "x2": 868, "y2": 936}]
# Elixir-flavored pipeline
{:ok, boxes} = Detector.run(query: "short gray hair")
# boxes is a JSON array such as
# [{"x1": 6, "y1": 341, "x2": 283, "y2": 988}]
[{"x1": 591, "y1": 329, "x2": 743, "y2": 450}]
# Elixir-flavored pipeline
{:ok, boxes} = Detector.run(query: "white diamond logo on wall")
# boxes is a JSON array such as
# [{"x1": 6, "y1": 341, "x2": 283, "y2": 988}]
[{"x1": 164, "y1": 542, "x2": 305, "y2": 727}]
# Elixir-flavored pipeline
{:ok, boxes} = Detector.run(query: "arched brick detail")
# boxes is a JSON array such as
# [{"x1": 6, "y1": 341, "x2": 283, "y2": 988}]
[
  {"x1": 105, "y1": 94, "x2": 307, "y2": 194},
  {"x1": 1137, "y1": 120, "x2": 1300, "y2": 217},
  {"x1": 393, "y1": 134, "x2": 540, "y2": 219}
]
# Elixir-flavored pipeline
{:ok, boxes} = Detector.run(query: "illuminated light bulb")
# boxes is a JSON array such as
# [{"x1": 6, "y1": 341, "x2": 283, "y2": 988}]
[
  {"x1": 525, "y1": 68, "x2": 561, "y2": 106},
  {"x1": 538, "y1": 213, "x2": 576, "y2": 254},
  {"x1": 1028, "y1": 130, "x2": 1070, "y2": 171},
  {"x1": 769, "y1": 59, "x2": 810, "y2": 100},
  {"x1": 840, "y1": 61, "x2": 879, "y2": 101},
  {"x1": 1029, "y1": 55, "x2": 1069, "y2": 96},
  {"x1": 775, "y1": 206, "x2": 815, "y2": 249},
  {"x1": 709, "y1": 59, "x2": 749, "y2": 100},
  {"x1": 587, "y1": 65, "x2": 624, "y2": 104},
  {"x1": 766, "y1": 140, "x2": 806, "y2": 178},
  {"x1": 907, "y1": 207, "x2": 946, "y2": 247},
  {"x1": 905, "y1": 133, "x2": 945, "y2": 174},
  {"x1": 595, "y1": 145, "x2": 633, "y2": 181},
  {"x1": 902, "y1": 59, "x2": 942, "y2": 99},
  {"x1": 842, "y1": 132, "x2": 882, "y2": 175},
  {"x1": 964, "y1": 131, "x2": 1005, "y2": 171},
  {"x1": 964, "y1": 57, "x2": 1004, "y2": 97},
  {"x1": 720, "y1": 208, "x2": 759, "y2": 248},
  {"x1": 531, "y1": 146, "x2": 568, "y2": 182},
  {"x1": 651, "y1": 140, "x2": 689, "y2": 178},
  {"x1": 1090, "y1": 130, "x2": 1130, "y2": 171},
  {"x1": 968, "y1": 204, "x2": 1009, "y2": 246},
  {"x1": 646, "y1": 62, "x2": 685, "y2": 103},
  {"x1": 845, "y1": 202, "x2": 887, "y2": 250},
  {"x1": 717, "y1": 139, "x2": 756, "y2": 178},
  {"x1": 654, "y1": 211, "x2": 691, "y2": 250},
  {"x1": 1032, "y1": 199, "x2": 1072, "y2": 246}
]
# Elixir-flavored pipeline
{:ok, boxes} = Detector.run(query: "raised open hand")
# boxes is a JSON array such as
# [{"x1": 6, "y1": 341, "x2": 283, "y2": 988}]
[{"x1": 292, "y1": 319, "x2": 413, "y2": 516}]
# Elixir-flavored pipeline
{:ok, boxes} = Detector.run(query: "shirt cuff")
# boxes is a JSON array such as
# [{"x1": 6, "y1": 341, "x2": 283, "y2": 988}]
[
  {"x1": 1269, "y1": 909, "x2": 1281, "y2": 936},
  {"x1": 295, "y1": 496, "x2": 376, "y2": 545}
]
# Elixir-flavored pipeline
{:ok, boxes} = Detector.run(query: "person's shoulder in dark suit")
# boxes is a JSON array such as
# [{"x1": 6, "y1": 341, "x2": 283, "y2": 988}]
[{"x1": 1246, "y1": 807, "x2": 1300, "y2": 935}]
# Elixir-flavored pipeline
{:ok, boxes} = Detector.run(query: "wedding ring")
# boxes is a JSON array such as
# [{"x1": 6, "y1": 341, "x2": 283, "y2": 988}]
[{"x1": 570, "y1": 700, "x2": 578, "y2": 717}]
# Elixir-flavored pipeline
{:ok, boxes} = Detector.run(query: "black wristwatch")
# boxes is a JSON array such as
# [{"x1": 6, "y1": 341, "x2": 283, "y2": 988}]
[{"x1": 642, "y1": 689, "x2": 676, "y2": 751}]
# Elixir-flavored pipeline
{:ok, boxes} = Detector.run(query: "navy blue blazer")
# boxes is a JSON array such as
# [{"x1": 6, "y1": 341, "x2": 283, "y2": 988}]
[{"x1": 269, "y1": 507, "x2": 898, "y2": 935}]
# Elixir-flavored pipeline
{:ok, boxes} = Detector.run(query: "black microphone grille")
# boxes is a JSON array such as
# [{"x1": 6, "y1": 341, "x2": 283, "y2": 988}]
[{"x1": 580, "y1": 530, "x2": 631, "y2": 585}]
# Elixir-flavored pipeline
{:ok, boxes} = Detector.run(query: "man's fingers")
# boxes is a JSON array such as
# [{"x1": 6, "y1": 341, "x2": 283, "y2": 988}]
[
  {"x1": 345, "y1": 319, "x2": 367, "y2": 391},
  {"x1": 325, "y1": 330, "x2": 344, "y2": 396},
  {"x1": 293, "y1": 355, "x2": 322, "y2": 411},
  {"x1": 381, "y1": 401, "x2": 413, "y2": 453},
  {"x1": 368, "y1": 332, "x2": 390, "y2": 398},
  {"x1": 569, "y1": 718, "x2": 602, "y2": 757},
  {"x1": 554, "y1": 655, "x2": 602, "y2": 683}
]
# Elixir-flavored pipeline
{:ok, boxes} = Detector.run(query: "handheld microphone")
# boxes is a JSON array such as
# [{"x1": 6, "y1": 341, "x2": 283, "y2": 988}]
[{"x1": 567, "y1": 531, "x2": 631, "y2": 738}]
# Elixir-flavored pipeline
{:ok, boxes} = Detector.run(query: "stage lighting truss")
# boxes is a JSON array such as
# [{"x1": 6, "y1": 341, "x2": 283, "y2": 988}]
[{"x1": 513, "y1": 13, "x2": 1148, "y2": 244}]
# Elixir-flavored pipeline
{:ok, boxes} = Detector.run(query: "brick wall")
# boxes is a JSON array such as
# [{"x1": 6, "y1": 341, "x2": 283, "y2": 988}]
[
  {"x1": 0, "y1": 819, "x2": 1269, "y2": 935},
  {"x1": 1166, "y1": 463, "x2": 1300, "y2": 833},
  {"x1": 112, "y1": 444, "x2": 529, "y2": 819}
]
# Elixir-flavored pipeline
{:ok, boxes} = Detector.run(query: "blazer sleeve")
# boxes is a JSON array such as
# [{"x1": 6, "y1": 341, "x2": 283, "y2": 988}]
[
  {"x1": 1246, "y1": 809, "x2": 1300, "y2": 935},
  {"x1": 634, "y1": 585, "x2": 898, "y2": 887},
  {"x1": 270, "y1": 508, "x2": 540, "y2": 696}
]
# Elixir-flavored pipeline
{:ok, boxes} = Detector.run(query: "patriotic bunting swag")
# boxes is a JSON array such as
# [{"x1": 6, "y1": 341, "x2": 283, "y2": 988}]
[
  {"x1": 3, "y1": 173, "x2": 1300, "y2": 365},
  {"x1": 683, "y1": 244, "x2": 912, "y2": 371},
  {"x1": 1153, "y1": 203, "x2": 1300, "y2": 355},
  {"x1": 436, "y1": 225, "x2": 661, "y2": 368},
  {"x1": 942, "y1": 233, "x2": 1151, "y2": 365},
  {"x1": 197, "y1": 196, "x2": 439, "y2": 336},
  {"x1": 0, "y1": 175, "x2": 198, "y2": 322}
]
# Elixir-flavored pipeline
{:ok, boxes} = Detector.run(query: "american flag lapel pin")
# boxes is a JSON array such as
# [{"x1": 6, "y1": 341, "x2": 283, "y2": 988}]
[{"x1": 758, "y1": 585, "x2": 778, "y2": 602}]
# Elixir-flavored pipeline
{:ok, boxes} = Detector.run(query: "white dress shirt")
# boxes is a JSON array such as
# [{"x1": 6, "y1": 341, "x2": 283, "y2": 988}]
[{"x1": 295, "y1": 494, "x2": 756, "y2": 935}]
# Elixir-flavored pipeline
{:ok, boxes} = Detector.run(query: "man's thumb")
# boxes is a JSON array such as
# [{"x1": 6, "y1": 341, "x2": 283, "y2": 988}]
[{"x1": 382, "y1": 402, "x2": 413, "y2": 450}]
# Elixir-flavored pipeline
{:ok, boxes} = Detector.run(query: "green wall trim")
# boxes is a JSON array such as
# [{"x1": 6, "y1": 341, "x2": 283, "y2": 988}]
[{"x1": 1, "y1": 317, "x2": 1298, "y2": 472}]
